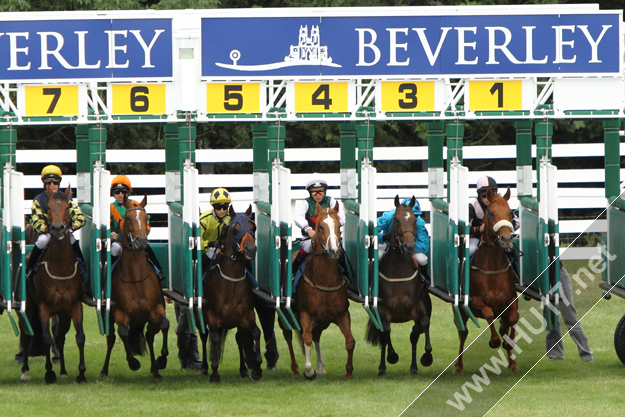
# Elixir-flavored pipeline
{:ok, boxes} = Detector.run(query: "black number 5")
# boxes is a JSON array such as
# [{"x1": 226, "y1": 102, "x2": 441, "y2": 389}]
[
  {"x1": 398, "y1": 83, "x2": 417, "y2": 109},
  {"x1": 130, "y1": 86, "x2": 149, "y2": 112},
  {"x1": 224, "y1": 85, "x2": 243, "y2": 111}
]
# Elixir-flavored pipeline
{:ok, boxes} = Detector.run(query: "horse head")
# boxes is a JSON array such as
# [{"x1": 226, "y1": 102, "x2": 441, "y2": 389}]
[
  {"x1": 391, "y1": 195, "x2": 417, "y2": 255},
  {"x1": 47, "y1": 186, "x2": 72, "y2": 240},
  {"x1": 122, "y1": 196, "x2": 149, "y2": 251},
  {"x1": 313, "y1": 201, "x2": 341, "y2": 260},
  {"x1": 483, "y1": 187, "x2": 514, "y2": 250},
  {"x1": 227, "y1": 204, "x2": 257, "y2": 260}
]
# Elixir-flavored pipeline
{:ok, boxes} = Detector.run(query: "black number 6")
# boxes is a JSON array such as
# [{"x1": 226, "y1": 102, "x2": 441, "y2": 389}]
[{"x1": 130, "y1": 86, "x2": 149, "y2": 112}]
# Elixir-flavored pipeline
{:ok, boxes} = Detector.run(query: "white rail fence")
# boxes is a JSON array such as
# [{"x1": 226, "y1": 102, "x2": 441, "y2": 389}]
[{"x1": 17, "y1": 143, "x2": 615, "y2": 259}]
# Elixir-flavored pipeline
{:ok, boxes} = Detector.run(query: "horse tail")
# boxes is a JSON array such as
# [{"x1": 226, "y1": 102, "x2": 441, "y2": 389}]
[
  {"x1": 210, "y1": 328, "x2": 229, "y2": 364},
  {"x1": 128, "y1": 324, "x2": 147, "y2": 356},
  {"x1": 365, "y1": 319, "x2": 382, "y2": 346}
]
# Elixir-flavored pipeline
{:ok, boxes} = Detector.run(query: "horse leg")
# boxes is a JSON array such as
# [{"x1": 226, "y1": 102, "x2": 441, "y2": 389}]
[
  {"x1": 300, "y1": 313, "x2": 316, "y2": 380},
  {"x1": 255, "y1": 296, "x2": 279, "y2": 370},
  {"x1": 410, "y1": 323, "x2": 420, "y2": 374},
  {"x1": 154, "y1": 314, "x2": 169, "y2": 371},
  {"x1": 235, "y1": 329, "x2": 249, "y2": 378},
  {"x1": 199, "y1": 326, "x2": 209, "y2": 376},
  {"x1": 240, "y1": 323, "x2": 263, "y2": 381},
  {"x1": 417, "y1": 298, "x2": 433, "y2": 368},
  {"x1": 335, "y1": 310, "x2": 355, "y2": 380},
  {"x1": 500, "y1": 308, "x2": 520, "y2": 372},
  {"x1": 209, "y1": 327, "x2": 222, "y2": 383},
  {"x1": 482, "y1": 305, "x2": 501, "y2": 349},
  {"x1": 117, "y1": 323, "x2": 141, "y2": 371},
  {"x1": 20, "y1": 332, "x2": 31, "y2": 381},
  {"x1": 100, "y1": 320, "x2": 116, "y2": 377},
  {"x1": 146, "y1": 322, "x2": 162, "y2": 380},
  {"x1": 281, "y1": 327, "x2": 300, "y2": 375},
  {"x1": 387, "y1": 331, "x2": 399, "y2": 364},
  {"x1": 39, "y1": 306, "x2": 57, "y2": 384},
  {"x1": 55, "y1": 316, "x2": 71, "y2": 377},
  {"x1": 453, "y1": 314, "x2": 470, "y2": 374},
  {"x1": 71, "y1": 302, "x2": 87, "y2": 383},
  {"x1": 312, "y1": 331, "x2": 326, "y2": 375}
]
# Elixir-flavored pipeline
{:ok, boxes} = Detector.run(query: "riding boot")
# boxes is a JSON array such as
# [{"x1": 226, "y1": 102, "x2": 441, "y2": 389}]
[
  {"x1": 145, "y1": 244, "x2": 166, "y2": 283},
  {"x1": 72, "y1": 241, "x2": 88, "y2": 281},
  {"x1": 26, "y1": 245, "x2": 44, "y2": 278},
  {"x1": 419, "y1": 265, "x2": 431, "y2": 289},
  {"x1": 291, "y1": 251, "x2": 307, "y2": 277}
]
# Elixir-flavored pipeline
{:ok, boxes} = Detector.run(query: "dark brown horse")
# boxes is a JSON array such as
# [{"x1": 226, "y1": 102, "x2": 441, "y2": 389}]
[
  {"x1": 20, "y1": 186, "x2": 86, "y2": 383},
  {"x1": 283, "y1": 202, "x2": 354, "y2": 380},
  {"x1": 100, "y1": 196, "x2": 169, "y2": 379},
  {"x1": 454, "y1": 187, "x2": 519, "y2": 373},
  {"x1": 366, "y1": 195, "x2": 433, "y2": 375},
  {"x1": 200, "y1": 204, "x2": 262, "y2": 383}
]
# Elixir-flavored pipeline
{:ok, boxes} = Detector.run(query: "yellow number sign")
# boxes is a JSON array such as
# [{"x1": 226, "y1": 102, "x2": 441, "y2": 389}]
[
  {"x1": 380, "y1": 81, "x2": 435, "y2": 112},
  {"x1": 468, "y1": 80, "x2": 522, "y2": 111},
  {"x1": 294, "y1": 82, "x2": 348, "y2": 113},
  {"x1": 111, "y1": 84, "x2": 166, "y2": 115},
  {"x1": 206, "y1": 83, "x2": 261, "y2": 114},
  {"x1": 24, "y1": 85, "x2": 78, "y2": 117}
]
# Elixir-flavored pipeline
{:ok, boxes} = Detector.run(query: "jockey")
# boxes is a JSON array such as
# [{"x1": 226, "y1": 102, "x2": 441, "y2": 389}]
[
  {"x1": 26, "y1": 165, "x2": 86, "y2": 277},
  {"x1": 109, "y1": 175, "x2": 165, "y2": 281},
  {"x1": 469, "y1": 176, "x2": 520, "y2": 275},
  {"x1": 377, "y1": 197, "x2": 430, "y2": 267},
  {"x1": 199, "y1": 187, "x2": 231, "y2": 268},
  {"x1": 292, "y1": 173, "x2": 345, "y2": 275}
]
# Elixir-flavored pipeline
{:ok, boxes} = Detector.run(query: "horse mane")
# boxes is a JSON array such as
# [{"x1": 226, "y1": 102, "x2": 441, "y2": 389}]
[{"x1": 50, "y1": 190, "x2": 69, "y2": 202}]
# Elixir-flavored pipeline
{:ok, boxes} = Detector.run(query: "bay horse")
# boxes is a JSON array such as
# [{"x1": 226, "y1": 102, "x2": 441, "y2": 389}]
[
  {"x1": 283, "y1": 202, "x2": 355, "y2": 380},
  {"x1": 366, "y1": 196, "x2": 433, "y2": 375},
  {"x1": 100, "y1": 196, "x2": 169, "y2": 379},
  {"x1": 199, "y1": 204, "x2": 262, "y2": 383},
  {"x1": 454, "y1": 187, "x2": 519, "y2": 373},
  {"x1": 19, "y1": 186, "x2": 86, "y2": 383}
]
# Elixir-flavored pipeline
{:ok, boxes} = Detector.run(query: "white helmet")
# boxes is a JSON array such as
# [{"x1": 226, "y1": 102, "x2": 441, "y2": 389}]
[
  {"x1": 476, "y1": 176, "x2": 498, "y2": 194},
  {"x1": 305, "y1": 173, "x2": 328, "y2": 191}
]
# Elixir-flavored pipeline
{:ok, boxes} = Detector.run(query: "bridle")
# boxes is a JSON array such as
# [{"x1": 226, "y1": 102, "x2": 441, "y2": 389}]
[
  {"x1": 311, "y1": 208, "x2": 340, "y2": 256},
  {"x1": 47, "y1": 195, "x2": 71, "y2": 237},
  {"x1": 124, "y1": 206, "x2": 147, "y2": 250},
  {"x1": 220, "y1": 214, "x2": 256, "y2": 261},
  {"x1": 483, "y1": 201, "x2": 514, "y2": 248},
  {"x1": 391, "y1": 207, "x2": 416, "y2": 254}
]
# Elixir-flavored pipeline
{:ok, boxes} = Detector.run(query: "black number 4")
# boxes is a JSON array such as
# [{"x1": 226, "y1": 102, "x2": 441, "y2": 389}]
[
  {"x1": 312, "y1": 84, "x2": 332, "y2": 110},
  {"x1": 43, "y1": 88, "x2": 61, "y2": 114}
]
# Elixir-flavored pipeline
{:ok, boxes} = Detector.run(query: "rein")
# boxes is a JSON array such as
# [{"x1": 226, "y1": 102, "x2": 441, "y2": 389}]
[
  {"x1": 303, "y1": 273, "x2": 345, "y2": 292},
  {"x1": 379, "y1": 269, "x2": 419, "y2": 282},
  {"x1": 118, "y1": 270, "x2": 151, "y2": 284},
  {"x1": 124, "y1": 206, "x2": 146, "y2": 250},
  {"x1": 39, "y1": 261, "x2": 78, "y2": 280},
  {"x1": 214, "y1": 263, "x2": 246, "y2": 282},
  {"x1": 470, "y1": 261, "x2": 511, "y2": 275}
]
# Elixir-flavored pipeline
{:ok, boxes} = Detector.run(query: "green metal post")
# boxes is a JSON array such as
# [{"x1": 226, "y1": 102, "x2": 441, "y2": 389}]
[
  {"x1": 76, "y1": 125, "x2": 106, "y2": 204},
  {"x1": 604, "y1": 119, "x2": 621, "y2": 200},
  {"x1": 515, "y1": 120, "x2": 533, "y2": 198},
  {"x1": 356, "y1": 121, "x2": 375, "y2": 203},
  {"x1": 0, "y1": 126, "x2": 17, "y2": 207},
  {"x1": 445, "y1": 120, "x2": 464, "y2": 200},
  {"x1": 534, "y1": 119, "x2": 553, "y2": 200}
]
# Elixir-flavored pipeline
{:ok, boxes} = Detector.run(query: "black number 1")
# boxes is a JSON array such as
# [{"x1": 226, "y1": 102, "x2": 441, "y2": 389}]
[
  {"x1": 43, "y1": 88, "x2": 61, "y2": 114},
  {"x1": 490, "y1": 82, "x2": 503, "y2": 108}
]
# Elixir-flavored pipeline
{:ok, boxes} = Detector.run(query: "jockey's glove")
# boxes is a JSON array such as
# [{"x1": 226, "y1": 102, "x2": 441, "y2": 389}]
[{"x1": 207, "y1": 240, "x2": 220, "y2": 248}]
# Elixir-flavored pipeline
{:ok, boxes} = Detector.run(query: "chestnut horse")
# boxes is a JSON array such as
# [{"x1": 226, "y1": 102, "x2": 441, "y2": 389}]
[
  {"x1": 366, "y1": 196, "x2": 433, "y2": 375},
  {"x1": 100, "y1": 196, "x2": 169, "y2": 379},
  {"x1": 454, "y1": 187, "x2": 519, "y2": 373},
  {"x1": 283, "y1": 202, "x2": 355, "y2": 380},
  {"x1": 199, "y1": 205, "x2": 262, "y2": 383},
  {"x1": 20, "y1": 186, "x2": 86, "y2": 383}
]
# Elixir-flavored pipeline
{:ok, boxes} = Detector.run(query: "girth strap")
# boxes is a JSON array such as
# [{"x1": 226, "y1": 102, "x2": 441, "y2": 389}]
[
  {"x1": 39, "y1": 261, "x2": 78, "y2": 280},
  {"x1": 470, "y1": 261, "x2": 511, "y2": 275},
  {"x1": 379, "y1": 269, "x2": 419, "y2": 282},
  {"x1": 216, "y1": 263, "x2": 246, "y2": 282},
  {"x1": 303, "y1": 274, "x2": 344, "y2": 292}
]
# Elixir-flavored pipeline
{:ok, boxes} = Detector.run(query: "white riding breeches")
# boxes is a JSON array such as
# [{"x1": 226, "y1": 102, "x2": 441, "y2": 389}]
[
  {"x1": 111, "y1": 241, "x2": 122, "y2": 257},
  {"x1": 469, "y1": 237, "x2": 480, "y2": 257},
  {"x1": 35, "y1": 232, "x2": 76, "y2": 249}
]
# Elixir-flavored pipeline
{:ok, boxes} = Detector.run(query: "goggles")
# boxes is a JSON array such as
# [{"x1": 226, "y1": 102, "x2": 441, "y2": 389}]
[
  {"x1": 213, "y1": 203, "x2": 229, "y2": 211},
  {"x1": 113, "y1": 189, "x2": 128, "y2": 195},
  {"x1": 44, "y1": 179, "x2": 61, "y2": 186},
  {"x1": 311, "y1": 190, "x2": 325, "y2": 196}
]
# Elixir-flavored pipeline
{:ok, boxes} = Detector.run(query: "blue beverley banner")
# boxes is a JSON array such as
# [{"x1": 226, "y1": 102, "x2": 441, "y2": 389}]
[
  {"x1": 202, "y1": 13, "x2": 621, "y2": 78},
  {"x1": 0, "y1": 18, "x2": 172, "y2": 81}
]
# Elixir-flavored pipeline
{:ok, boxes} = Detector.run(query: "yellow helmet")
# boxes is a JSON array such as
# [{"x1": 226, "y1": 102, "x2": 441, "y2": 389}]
[
  {"x1": 210, "y1": 188, "x2": 231, "y2": 205},
  {"x1": 41, "y1": 165, "x2": 62, "y2": 181},
  {"x1": 111, "y1": 175, "x2": 132, "y2": 193}
]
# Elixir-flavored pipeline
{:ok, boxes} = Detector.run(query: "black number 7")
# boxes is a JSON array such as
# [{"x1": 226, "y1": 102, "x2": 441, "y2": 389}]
[{"x1": 43, "y1": 88, "x2": 61, "y2": 114}]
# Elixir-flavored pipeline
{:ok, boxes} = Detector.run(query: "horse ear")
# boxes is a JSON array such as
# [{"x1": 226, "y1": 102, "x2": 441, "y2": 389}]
[
  {"x1": 394, "y1": 195, "x2": 400, "y2": 208},
  {"x1": 65, "y1": 184, "x2": 72, "y2": 197},
  {"x1": 228, "y1": 204, "x2": 235, "y2": 218},
  {"x1": 486, "y1": 187, "x2": 493, "y2": 200},
  {"x1": 124, "y1": 197, "x2": 132, "y2": 209},
  {"x1": 140, "y1": 195, "x2": 147, "y2": 208},
  {"x1": 410, "y1": 196, "x2": 416, "y2": 208},
  {"x1": 333, "y1": 201, "x2": 339, "y2": 212},
  {"x1": 503, "y1": 186, "x2": 511, "y2": 201},
  {"x1": 245, "y1": 204, "x2": 253, "y2": 217},
  {"x1": 315, "y1": 201, "x2": 323, "y2": 215}
]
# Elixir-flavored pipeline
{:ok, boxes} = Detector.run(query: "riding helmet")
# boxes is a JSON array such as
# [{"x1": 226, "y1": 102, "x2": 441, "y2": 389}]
[
  {"x1": 305, "y1": 173, "x2": 328, "y2": 192},
  {"x1": 41, "y1": 165, "x2": 62, "y2": 181},
  {"x1": 111, "y1": 175, "x2": 132, "y2": 194},
  {"x1": 476, "y1": 176, "x2": 498, "y2": 194},
  {"x1": 210, "y1": 187, "x2": 231, "y2": 205}
]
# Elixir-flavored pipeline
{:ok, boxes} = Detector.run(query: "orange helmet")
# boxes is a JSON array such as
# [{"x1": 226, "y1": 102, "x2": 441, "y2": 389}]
[{"x1": 111, "y1": 175, "x2": 132, "y2": 194}]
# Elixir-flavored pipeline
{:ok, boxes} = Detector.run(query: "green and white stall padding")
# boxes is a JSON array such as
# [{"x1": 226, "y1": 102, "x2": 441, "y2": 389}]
[
  {"x1": 167, "y1": 161, "x2": 203, "y2": 333},
  {"x1": 0, "y1": 165, "x2": 31, "y2": 336},
  {"x1": 344, "y1": 159, "x2": 382, "y2": 331},
  {"x1": 81, "y1": 163, "x2": 111, "y2": 335}
]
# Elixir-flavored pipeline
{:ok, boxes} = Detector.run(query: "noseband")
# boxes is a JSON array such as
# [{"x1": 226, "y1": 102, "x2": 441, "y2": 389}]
[
  {"x1": 311, "y1": 209, "x2": 340, "y2": 256},
  {"x1": 49, "y1": 197, "x2": 71, "y2": 236},
  {"x1": 125, "y1": 206, "x2": 146, "y2": 250},
  {"x1": 223, "y1": 214, "x2": 256, "y2": 260},
  {"x1": 484, "y1": 204, "x2": 514, "y2": 247},
  {"x1": 391, "y1": 208, "x2": 416, "y2": 254}
]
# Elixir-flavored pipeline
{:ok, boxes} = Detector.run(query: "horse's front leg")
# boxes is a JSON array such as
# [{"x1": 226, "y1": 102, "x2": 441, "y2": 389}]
[
  {"x1": 235, "y1": 329, "x2": 249, "y2": 378},
  {"x1": 477, "y1": 303, "x2": 501, "y2": 349},
  {"x1": 100, "y1": 319, "x2": 116, "y2": 377},
  {"x1": 39, "y1": 306, "x2": 57, "y2": 384},
  {"x1": 281, "y1": 326, "x2": 300, "y2": 375},
  {"x1": 199, "y1": 324, "x2": 209, "y2": 376},
  {"x1": 117, "y1": 321, "x2": 141, "y2": 371},
  {"x1": 299, "y1": 312, "x2": 316, "y2": 380},
  {"x1": 208, "y1": 327, "x2": 224, "y2": 383},
  {"x1": 71, "y1": 302, "x2": 87, "y2": 383},
  {"x1": 453, "y1": 312, "x2": 470, "y2": 374},
  {"x1": 20, "y1": 331, "x2": 32, "y2": 381},
  {"x1": 146, "y1": 322, "x2": 162, "y2": 379},
  {"x1": 335, "y1": 310, "x2": 355, "y2": 380},
  {"x1": 313, "y1": 339, "x2": 326, "y2": 375},
  {"x1": 255, "y1": 296, "x2": 279, "y2": 370},
  {"x1": 55, "y1": 315, "x2": 71, "y2": 378},
  {"x1": 415, "y1": 297, "x2": 433, "y2": 370},
  {"x1": 239, "y1": 321, "x2": 263, "y2": 381},
  {"x1": 150, "y1": 309, "x2": 169, "y2": 372},
  {"x1": 500, "y1": 305, "x2": 520, "y2": 372}
]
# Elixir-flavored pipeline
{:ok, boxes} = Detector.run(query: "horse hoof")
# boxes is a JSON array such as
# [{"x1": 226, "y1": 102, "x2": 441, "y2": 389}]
[
  {"x1": 410, "y1": 366, "x2": 418, "y2": 374},
  {"x1": 344, "y1": 374, "x2": 354, "y2": 380},
  {"x1": 128, "y1": 358, "x2": 141, "y2": 371},
  {"x1": 201, "y1": 368, "x2": 209, "y2": 376},
  {"x1": 153, "y1": 373, "x2": 163, "y2": 380},
  {"x1": 99, "y1": 370, "x2": 108, "y2": 378},
  {"x1": 209, "y1": 375, "x2": 221, "y2": 383},
  {"x1": 156, "y1": 356, "x2": 167, "y2": 370},
  {"x1": 75, "y1": 375, "x2": 87, "y2": 384},
  {"x1": 316, "y1": 369, "x2": 326, "y2": 376},
  {"x1": 20, "y1": 371, "x2": 30, "y2": 381},
  {"x1": 377, "y1": 371, "x2": 386, "y2": 377},
  {"x1": 266, "y1": 365, "x2": 277, "y2": 371},
  {"x1": 265, "y1": 351, "x2": 279, "y2": 369},
  {"x1": 251, "y1": 368, "x2": 262, "y2": 381},
  {"x1": 489, "y1": 340, "x2": 501, "y2": 349},
  {"x1": 453, "y1": 367, "x2": 463, "y2": 374},
  {"x1": 292, "y1": 370, "x2": 301, "y2": 376},
  {"x1": 509, "y1": 363, "x2": 519, "y2": 373},
  {"x1": 420, "y1": 353, "x2": 433, "y2": 367},
  {"x1": 240, "y1": 370, "x2": 249, "y2": 378},
  {"x1": 387, "y1": 352, "x2": 399, "y2": 364},
  {"x1": 304, "y1": 371, "x2": 316, "y2": 381},
  {"x1": 45, "y1": 370, "x2": 57, "y2": 384}
]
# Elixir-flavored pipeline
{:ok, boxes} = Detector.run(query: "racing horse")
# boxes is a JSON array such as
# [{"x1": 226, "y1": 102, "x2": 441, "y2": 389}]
[
  {"x1": 100, "y1": 196, "x2": 169, "y2": 379},
  {"x1": 19, "y1": 186, "x2": 86, "y2": 383},
  {"x1": 282, "y1": 202, "x2": 355, "y2": 380},
  {"x1": 365, "y1": 195, "x2": 433, "y2": 375},
  {"x1": 199, "y1": 204, "x2": 262, "y2": 383},
  {"x1": 454, "y1": 187, "x2": 519, "y2": 373}
]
